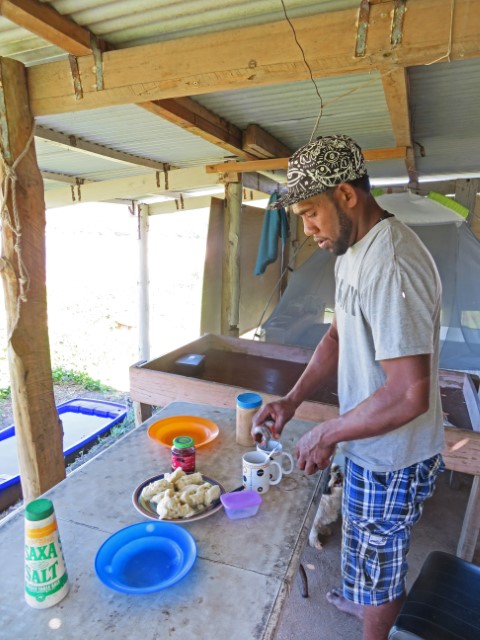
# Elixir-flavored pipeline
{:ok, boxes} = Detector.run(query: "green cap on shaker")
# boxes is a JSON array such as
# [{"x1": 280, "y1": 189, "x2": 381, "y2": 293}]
[{"x1": 25, "y1": 498, "x2": 54, "y2": 521}]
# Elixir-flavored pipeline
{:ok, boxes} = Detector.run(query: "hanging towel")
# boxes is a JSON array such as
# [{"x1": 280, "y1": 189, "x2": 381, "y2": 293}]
[{"x1": 254, "y1": 193, "x2": 290, "y2": 276}]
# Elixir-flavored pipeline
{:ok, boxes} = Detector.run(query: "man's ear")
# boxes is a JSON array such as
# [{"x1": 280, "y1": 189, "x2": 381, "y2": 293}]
[{"x1": 335, "y1": 183, "x2": 358, "y2": 209}]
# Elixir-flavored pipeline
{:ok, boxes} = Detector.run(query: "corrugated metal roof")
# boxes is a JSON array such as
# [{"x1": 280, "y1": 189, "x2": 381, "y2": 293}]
[
  {"x1": 194, "y1": 72, "x2": 395, "y2": 152},
  {"x1": 410, "y1": 58, "x2": 480, "y2": 179},
  {"x1": 36, "y1": 103, "x2": 233, "y2": 177},
  {"x1": 0, "y1": 0, "x2": 478, "y2": 192}
]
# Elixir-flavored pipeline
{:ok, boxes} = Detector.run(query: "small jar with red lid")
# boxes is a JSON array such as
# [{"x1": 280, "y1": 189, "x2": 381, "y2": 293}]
[{"x1": 171, "y1": 436, "x2": 196, "y2": 473}]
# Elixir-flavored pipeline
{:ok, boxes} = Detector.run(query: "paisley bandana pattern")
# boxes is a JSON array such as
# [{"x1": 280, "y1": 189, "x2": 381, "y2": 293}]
[{"x1": 269, "y1": 135, "x2": 367, "y2": 209}]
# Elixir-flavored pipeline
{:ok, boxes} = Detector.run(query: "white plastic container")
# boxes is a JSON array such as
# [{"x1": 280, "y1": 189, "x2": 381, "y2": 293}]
[
  {"x1": 236, "y1": 392, "x2": 262, "y2": 446},
  {"x1": 24, "y1": 498, "x2": 69, "y2": 608}
]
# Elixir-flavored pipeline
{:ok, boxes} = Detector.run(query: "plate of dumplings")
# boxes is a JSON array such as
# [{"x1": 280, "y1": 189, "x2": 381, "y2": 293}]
[{"x1": 133, "y1": 468, "x2": 226, "y2": 523}]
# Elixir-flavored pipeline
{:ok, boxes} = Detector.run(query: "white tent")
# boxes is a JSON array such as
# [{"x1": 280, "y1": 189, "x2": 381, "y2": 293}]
[{"x1": 262, "y1": 192, "x2": 480, "y2": 374}]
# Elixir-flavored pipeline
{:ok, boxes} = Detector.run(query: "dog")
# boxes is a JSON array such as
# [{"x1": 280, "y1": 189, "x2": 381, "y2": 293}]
[{"x1": 308, "y1": 463, "x2": 344, "y2": 550}]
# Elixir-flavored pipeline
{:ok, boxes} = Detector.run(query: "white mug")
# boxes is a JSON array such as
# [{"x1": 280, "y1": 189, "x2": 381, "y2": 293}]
[
  {"x1": 242, "y1": 450, "x2": 282, "y2": 494},
  {"x1": 257, "y1": 440, "x2": 294, "y2": 475}
]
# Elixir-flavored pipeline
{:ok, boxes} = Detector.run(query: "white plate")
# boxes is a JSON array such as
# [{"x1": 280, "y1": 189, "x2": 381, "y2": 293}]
[{"x1": 132, "y1": 473, "x2": 226, "y2": 523}]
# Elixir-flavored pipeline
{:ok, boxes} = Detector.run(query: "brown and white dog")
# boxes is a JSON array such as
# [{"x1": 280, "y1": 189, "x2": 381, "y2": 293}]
[{"x1": 308, "y1": 463, "x2": 344, "y2": 550}]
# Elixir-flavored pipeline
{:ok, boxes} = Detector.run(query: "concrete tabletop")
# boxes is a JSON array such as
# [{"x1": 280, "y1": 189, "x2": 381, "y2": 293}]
[{"x1": 0, "y1": 401, "x2": 326, "y2": 640}]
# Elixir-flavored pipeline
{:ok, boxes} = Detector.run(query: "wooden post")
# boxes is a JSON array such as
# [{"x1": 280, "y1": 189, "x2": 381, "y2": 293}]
[
  {"x1": 200, "y1": 197, "x2": 224, "y2": 335},
  {"x1": 137, "y1": 202, "x2": 150, "y2": 363},
  {"x1": 221, "y1": 180, "x2": 242, "y2": 337},
  {"x1": 133, "y1": 202, "x2": 152, "y2": 426},
  {"x1": 0, "y1": 57, "x2": 65, "y2": 502}
]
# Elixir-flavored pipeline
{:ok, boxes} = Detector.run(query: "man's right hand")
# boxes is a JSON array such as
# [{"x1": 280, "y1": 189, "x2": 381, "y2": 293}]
[{"x1": 252, "y1": 397, "x2": 298, "y2": 438}]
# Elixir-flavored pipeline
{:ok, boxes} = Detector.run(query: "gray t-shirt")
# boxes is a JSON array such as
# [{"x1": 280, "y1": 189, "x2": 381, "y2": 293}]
[{"x1": 334, "y1": 216, "x2": 444, "y2": 472}]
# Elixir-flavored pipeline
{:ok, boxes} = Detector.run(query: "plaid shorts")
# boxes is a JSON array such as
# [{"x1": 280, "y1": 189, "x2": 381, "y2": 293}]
[{"x1": 341, "y1": 454, "x2": 444, "y2": 606}]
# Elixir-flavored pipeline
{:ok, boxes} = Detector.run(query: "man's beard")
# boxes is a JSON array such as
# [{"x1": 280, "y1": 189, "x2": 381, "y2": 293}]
[{"x1": 330, "y1": 204, "x2": 353, "y2": 256}]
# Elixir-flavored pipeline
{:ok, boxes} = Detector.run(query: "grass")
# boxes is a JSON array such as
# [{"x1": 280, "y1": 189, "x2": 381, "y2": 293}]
[
  {"x1": 0, "y1": 367, "x2": 114, "y2": 401},
  {"x1": 0, "y1": 387, "x2": 10, "y2": 401},
  {"x1": 51, "y1": 367, "x2": 114, "y2": 392}
]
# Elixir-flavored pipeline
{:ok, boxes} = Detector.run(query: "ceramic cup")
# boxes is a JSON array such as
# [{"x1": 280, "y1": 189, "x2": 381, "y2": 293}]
[
  {"x1": 257, "y1": 440, "x2": 294, "y2": 475},
  {"x1": 242, "y1": 450, "x2": 282, "y2": 494}
]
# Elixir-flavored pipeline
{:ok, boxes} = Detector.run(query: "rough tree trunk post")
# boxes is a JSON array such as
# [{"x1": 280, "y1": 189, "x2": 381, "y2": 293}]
[{"x1": 0, "y1": 56, "x2": 65, "y2": 503}]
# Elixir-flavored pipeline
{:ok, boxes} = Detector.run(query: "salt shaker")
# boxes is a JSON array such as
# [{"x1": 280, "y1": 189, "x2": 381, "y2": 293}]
[
  {"x1": 236, "y1": 392, "x2": 262, "y2": 446},
  {"x1": 24, "y1": 498, "x2": 69, "y2": 609}
]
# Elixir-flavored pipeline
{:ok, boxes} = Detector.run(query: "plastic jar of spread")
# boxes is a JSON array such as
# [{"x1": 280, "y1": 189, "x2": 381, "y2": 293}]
[
  {"x1": 171, "y1": 436, "x2": 196, "y2": 472},
  {"x1": 24, "y1": 498, "x2": 70, "y2": 609},
  {"x1": 236, "y1": 392, "x2": 263, "y2": 446}
]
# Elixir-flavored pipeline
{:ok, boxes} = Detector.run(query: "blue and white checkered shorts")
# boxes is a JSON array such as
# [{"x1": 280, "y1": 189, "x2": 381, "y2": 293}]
[{"x1": 341, "y1": 454, "x2": 444, "y2": 606}]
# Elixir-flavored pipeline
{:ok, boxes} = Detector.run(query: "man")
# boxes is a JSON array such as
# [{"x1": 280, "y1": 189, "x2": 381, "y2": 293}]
[{"x1": 253, "y1": 134, "x2": 444, "y2": 640}]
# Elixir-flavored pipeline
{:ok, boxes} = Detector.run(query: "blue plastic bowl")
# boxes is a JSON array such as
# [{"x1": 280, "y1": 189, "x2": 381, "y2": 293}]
[{"x1": 95, "y1": 521, "x2": 197, "y2": 594}]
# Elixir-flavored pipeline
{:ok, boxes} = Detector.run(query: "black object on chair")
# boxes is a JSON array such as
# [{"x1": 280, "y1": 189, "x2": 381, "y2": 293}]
[{"x1": 389, "y1": 551, "x2": 480, "y2": 640}]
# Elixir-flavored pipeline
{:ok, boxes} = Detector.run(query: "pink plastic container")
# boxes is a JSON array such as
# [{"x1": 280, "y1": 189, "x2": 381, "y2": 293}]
[{"x1": 220, "y1": 490, "x2": 262, "y2": 520}]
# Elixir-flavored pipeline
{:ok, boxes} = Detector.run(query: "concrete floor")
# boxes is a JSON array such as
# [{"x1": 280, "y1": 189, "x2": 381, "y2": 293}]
[{"x1": 276, "y1": 471, "x2": 479, "y2": 640}]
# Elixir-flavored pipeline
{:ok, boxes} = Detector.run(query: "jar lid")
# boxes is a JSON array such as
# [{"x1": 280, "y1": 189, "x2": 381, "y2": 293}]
[
  {"x1": 25, "y1": 498, "x2": 54, "y2": 521},
  {"x1": 236, "y1": 392, "x2": 262, "y2": 410},
  {"x1": 172, "y1": 435, "x2": 195, "y2": 449}
]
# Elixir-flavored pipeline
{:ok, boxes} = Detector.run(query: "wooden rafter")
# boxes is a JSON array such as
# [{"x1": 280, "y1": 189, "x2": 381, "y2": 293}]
[
  {"x1": 26, "y1": 0, "x2": 480, "y2": 117},
  {"x1": 243, "y1": 124, "x2": 291, "y2": 159},
  {"x1": 35, "y1": 125, "x2": 169, "y2": 171},
  {"x1": 148, "y1": 188, "x2": 266, "y2": 215},
  {"x1": 41, "y1": 170, "x2": 91, "y2": 185},
  {"x1": 1, "y1": 0, "x2": 285, "y2": 159},
  {"x1": 44, "y1": 165, "x2": 223, "y2": 209},
  {"x1": 381, "y1": 68, "x2": 417, "y2": 186},
  {"x1": 206, "y1": 147, "x2": 408, "y2": 174},
  {"x1": 0, "y1": 0, "x2": 95, "y2": 56},
  {"x1": 243, "y1": 171, "x2": 282, "y2": 195},
  {"x1": 138, "y1": 98, "x2": 255, "y2": 160}
]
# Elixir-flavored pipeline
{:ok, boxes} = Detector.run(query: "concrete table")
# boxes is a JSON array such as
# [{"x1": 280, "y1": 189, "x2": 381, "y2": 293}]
[{"x1": 0, "y1": 401, "x2": 327, "y2": 640}]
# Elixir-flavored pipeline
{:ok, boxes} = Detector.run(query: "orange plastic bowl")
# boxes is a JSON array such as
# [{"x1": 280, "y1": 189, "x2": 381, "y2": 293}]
[{"x1": 147, "y1": 415, "x2": 219, "y2": 448}]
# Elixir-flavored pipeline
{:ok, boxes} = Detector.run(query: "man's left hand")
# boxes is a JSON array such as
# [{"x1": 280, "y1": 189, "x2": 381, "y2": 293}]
[{"x1": 295, "y1": 425, "x2": 335, "y2": 475}]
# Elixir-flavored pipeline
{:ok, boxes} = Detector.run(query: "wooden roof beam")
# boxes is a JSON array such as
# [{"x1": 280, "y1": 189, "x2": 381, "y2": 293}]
[
  {"x1": 381, "y1": 68, "x2": 417, "y2": 188},
  {"x1": 243, "y1": 124, "x2": 292, "y2": 159},
  {"x1": 45, "y1": 165, "x2": 222, "y2": 209},
  {"x1": 0, "y1": 0, "x2": 98, "y2": 56},
  {"x1": 27, "y1": 0, "x2": 480, "y2": 116},
  {"x1": 41, "y1": 170, "x2": 92, "y2": 185},
  {"x1": 206, "y1": 147, "x2": 407, "y2": 174},
  {"x1": 138, "y1": 98, "x2": 256, "y2": 160},
  {"x1": 35, "y1": 125, "x2": 170, "y2": 171},
  {"x1": 139, "y1": 103, "x2": 290, "y2": 161},
  {"x1": 242, "y1": 171, "x2": 283, "y2": 195},
  {"x1": 148, "y1": 188, "x2": 266, "y2": 216}
]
